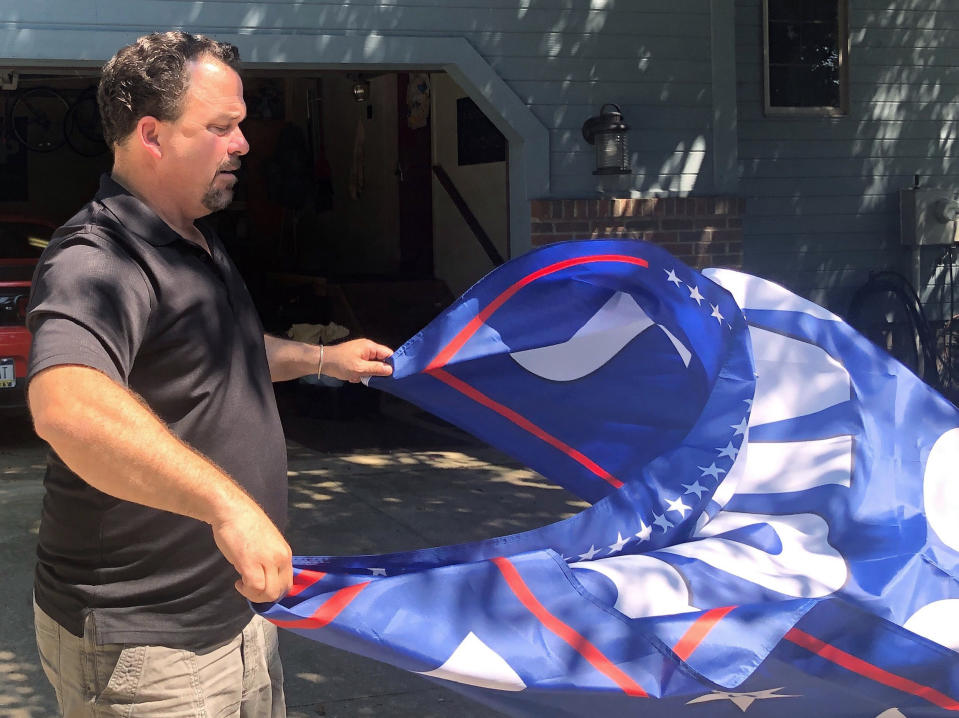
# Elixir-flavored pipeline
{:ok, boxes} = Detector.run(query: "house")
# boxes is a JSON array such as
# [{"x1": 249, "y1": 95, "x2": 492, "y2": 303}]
[{"x1": 0, "y1": 0, "x2": 955, "y2": 330}]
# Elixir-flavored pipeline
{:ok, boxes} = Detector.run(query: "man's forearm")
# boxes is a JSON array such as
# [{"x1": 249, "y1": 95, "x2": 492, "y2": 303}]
[
  {"x1": 28, "y1": 364, "x2": 293, "y2": 601},
  {"x1": 263, "y1": 333, "x2": 322, "y2": 382},
  {"x1": 29, "y1": 364, "x2": 250, "y2": 524}
]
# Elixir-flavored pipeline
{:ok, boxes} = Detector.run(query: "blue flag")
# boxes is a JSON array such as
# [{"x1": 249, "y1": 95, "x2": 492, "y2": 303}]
[{"x1": 256, "y1": 240, "x2": 959, "y2": 716}]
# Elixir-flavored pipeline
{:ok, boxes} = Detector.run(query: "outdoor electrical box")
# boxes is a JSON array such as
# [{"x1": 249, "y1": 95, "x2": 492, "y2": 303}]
[{"x1": 900, "y1": 187, "x2": 959, "y2": 246}]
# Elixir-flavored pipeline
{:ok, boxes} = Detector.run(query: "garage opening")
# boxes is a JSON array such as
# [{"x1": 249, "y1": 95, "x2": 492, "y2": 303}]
[{"x1": 0, "y1": 68, "x2": 509, "y2": 346}]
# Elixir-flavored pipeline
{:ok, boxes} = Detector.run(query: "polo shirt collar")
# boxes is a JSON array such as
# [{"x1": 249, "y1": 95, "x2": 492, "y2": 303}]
[{"x1": 96, "y1": 173, "x2": 187, "y2": 247}]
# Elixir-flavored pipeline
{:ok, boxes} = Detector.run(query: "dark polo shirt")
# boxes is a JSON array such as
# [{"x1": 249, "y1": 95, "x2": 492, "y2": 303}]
[{"x1": 27, "y1": 174, "x2": 288, "y2": 646}]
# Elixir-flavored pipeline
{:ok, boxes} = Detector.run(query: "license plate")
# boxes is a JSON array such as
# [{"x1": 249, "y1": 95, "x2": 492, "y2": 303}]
[{"x1": 0, "y1": 358, "x2": 15, "y2": 388}]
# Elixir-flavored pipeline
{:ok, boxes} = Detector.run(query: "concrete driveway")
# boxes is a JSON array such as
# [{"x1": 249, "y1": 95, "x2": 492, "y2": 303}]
[{"x1": 0, "y1": 395, "x2": 585, "y2": 717}]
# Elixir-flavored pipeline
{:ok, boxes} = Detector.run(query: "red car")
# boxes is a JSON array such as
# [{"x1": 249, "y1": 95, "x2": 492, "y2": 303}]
[{"x1": 0, "y1": 216, "x2": 56, "y2": 412}]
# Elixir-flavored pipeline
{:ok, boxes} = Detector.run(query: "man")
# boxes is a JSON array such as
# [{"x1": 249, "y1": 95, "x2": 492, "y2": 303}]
[{"x1": 26, "y1": 31, "x2": 392, "y2": 717}]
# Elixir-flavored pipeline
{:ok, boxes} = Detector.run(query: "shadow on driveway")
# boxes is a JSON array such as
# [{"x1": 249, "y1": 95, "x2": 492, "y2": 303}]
[{"x1": 0, "y1": 395, "x2": 586, "y2": 717}]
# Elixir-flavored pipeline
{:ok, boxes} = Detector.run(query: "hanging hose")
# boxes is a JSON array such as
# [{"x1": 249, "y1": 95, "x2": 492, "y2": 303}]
[
  {"x1": 937, "y1": 246, "x2": 959, "y2": 397},
  {"x1": 847, "y1": 270, "x2": 940, "y2": 390}
]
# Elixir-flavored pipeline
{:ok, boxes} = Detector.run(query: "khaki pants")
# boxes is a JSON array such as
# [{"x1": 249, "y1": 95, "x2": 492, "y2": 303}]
[{"x1": 34, "y1": 600, "x2": 286, "y2": 718}]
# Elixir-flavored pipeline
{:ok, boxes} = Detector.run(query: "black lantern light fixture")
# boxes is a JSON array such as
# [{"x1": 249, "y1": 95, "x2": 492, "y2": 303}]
[
  {"x1": 581, "y1": 103, "x2": 631, "y2": 175},
  {"x1": 352, "y1": 76, "x2": 371, "y2": 102}
]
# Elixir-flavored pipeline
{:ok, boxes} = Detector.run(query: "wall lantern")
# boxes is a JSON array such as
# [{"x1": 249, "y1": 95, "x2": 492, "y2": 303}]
[
  {"x1": 581, "y1": 103, "x2": 631, "y2": 175},
  {"x1": 352, "y1": 78, "x2": 370, "y2": 102}
]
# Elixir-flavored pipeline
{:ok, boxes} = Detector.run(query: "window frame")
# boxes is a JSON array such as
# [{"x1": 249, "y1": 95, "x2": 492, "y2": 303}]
[{"x1": 762, "y1": 0, "x2": 850, "y2": 117}]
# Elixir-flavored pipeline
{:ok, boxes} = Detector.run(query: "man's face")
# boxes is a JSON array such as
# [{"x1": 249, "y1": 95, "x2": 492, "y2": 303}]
[{"x1": 159, "y1": 57, "x2": 249, "y2": 219}]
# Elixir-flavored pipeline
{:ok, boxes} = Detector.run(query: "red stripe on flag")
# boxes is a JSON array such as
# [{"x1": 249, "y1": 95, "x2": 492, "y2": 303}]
[
  {"x1": 491, "y1": 556, "x2": 647, "y2": 698},
  {"x1": 268, "y1": 582, "x2": 370, "y2": 630},
  {"x1": 672, "y1": 606, "x2": 737, "y2": 662},
  {"x1": 429, "y1": 368, "x2": 624, "y2": 489},
  {"x1": 784, "y1": 628, "x2": 959, "y2": 711},
  {"x1": 426, "y1": 254, "x2": 649, "y2": 372},
  {"x1": 287, "y1": 569, "x2": 327, "y2": 597}
]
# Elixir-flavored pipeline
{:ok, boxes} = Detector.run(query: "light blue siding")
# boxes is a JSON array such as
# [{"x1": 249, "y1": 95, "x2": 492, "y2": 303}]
[
  {"x1": 736, "y1": 0, "x2": 959, "y2": 313},
  {"x1": 4, "y1": 0, "x2": 955, "y2": 296}
]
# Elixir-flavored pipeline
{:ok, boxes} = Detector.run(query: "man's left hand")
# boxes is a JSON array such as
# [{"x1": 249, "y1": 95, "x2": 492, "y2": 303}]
[{"x1": 323, "y1": 339, "x2": 394, "y2": 383}]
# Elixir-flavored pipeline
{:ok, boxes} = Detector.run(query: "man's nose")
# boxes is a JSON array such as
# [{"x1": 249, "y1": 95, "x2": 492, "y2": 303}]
[{"x1": 230, "y1": 126, "x2": 250, "y2": 156}]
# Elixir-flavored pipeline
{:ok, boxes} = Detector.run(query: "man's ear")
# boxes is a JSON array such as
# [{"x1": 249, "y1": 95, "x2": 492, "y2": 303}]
[{"x1": 136, "y1": 116, "x2": 163, "y2": 159}]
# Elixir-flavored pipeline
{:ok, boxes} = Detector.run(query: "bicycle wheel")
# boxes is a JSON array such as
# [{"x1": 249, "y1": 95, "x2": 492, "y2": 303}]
[
  {"x1": 9, "y1": 87, "x2": 68, "y2": 152},
  {"x1": 64, "y1": 88, "x2": 108, "y2": 157}
]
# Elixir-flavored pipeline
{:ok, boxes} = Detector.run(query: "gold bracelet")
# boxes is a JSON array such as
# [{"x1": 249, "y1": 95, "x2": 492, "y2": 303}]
[{"x1": 317, "y1": 344, "x2": 325, "y2": 378}]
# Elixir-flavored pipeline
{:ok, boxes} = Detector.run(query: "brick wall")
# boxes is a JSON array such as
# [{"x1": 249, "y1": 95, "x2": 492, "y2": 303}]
[{"x1": 530, "y1": 197, "x2": 744, "y2": 270}]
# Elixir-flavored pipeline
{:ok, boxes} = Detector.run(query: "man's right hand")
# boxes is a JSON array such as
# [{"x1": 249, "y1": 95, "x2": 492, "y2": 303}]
[{"x1": 211, "y1": 502, "x2": 293, "y2": 603}]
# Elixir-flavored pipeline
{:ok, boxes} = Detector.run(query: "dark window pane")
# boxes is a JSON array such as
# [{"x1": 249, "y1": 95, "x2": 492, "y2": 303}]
[
  {"x1": 767, "y1": 0, "x2": 843, "y2": 109},
  {"x1": 456, "y1": 97, "x2": 506, "y2": 166},
  {"x1": 769, "y1": 0, "x2": 802, "y2": 22},
  {"x1": 769, "y1": 22, "x2": 803, "y2": 64},
  {"x1": 807, "y1": 65, "x2": 840, "y2": 106},
  {"x1": 769, "y1": 66, "x2": 804, "y2": 107},
  {"x1": 801, "y1": 23, "x2": 837, "y2": 65},
  {"x1": 805, "y1": 0, "x2": 838, "y2": 22}
]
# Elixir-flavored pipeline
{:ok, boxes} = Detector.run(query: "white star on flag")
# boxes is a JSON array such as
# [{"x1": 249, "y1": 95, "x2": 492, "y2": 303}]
[
  {"x1": 634, "y1": 521, "x2": 652, "y2": 542},
  {"x1": 686, "y1": 687, "x2": 799, "y2": 712},
  {"x1": 731, "y1": 417, "x2": 749, "y2": 436},
  {"x1": 607, "y1": 532, "x2": 630, "y2": 554},
  {"x1": 688, "y1": 285, "x2": 704, "y2": 305},
  {"x1": 716, "y1": 441, "x2": 739, "y2": 460},
  {"x1": 682, "y1": 480, "x2": 708, "y2": 498},
  {"x1": 578, "y1": 545, "x2": 601, "y2": 561},
  {"x1": 710, "y1": 303, "x2": 724, "y2": 324},
  {"x1": 665, "y1": 268, "x2": 683, "y2": 287},
  {"x1": 698, "y1": 462, "x2": 726, "y2": 480},
  {"x1": 652, "y1": 512, "x2": 674, "y2": 532},
  {"x1": 665, "y1": 496, "x2": 692, "y2": 518}
]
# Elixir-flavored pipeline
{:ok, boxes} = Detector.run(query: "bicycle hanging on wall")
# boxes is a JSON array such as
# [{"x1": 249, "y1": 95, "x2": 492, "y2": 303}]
[
  {"x1": 6, "y1": 85, "x2": 107, "y2": 156},
  {"x1": 8, "y1": 86, "x2": 69, "y2": 152},
  {"x1": 63, "y1": 86, "x2": 108, "y2": 157}
]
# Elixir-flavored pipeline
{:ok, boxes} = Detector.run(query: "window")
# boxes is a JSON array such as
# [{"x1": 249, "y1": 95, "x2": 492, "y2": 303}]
[{"x1": 763, "y1": 0, "x2": 849, "y2": 116}]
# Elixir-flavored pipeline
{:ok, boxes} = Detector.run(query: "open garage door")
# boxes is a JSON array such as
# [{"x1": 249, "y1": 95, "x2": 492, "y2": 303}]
[{"x1": 0, "y1": 68, "x2": 508, "y2": 350}]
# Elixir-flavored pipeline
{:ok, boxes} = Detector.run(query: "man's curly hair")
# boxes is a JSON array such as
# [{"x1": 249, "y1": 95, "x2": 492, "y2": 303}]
[{"x1": 98, "y1": 31, "x2": 240, "y2": 147}]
